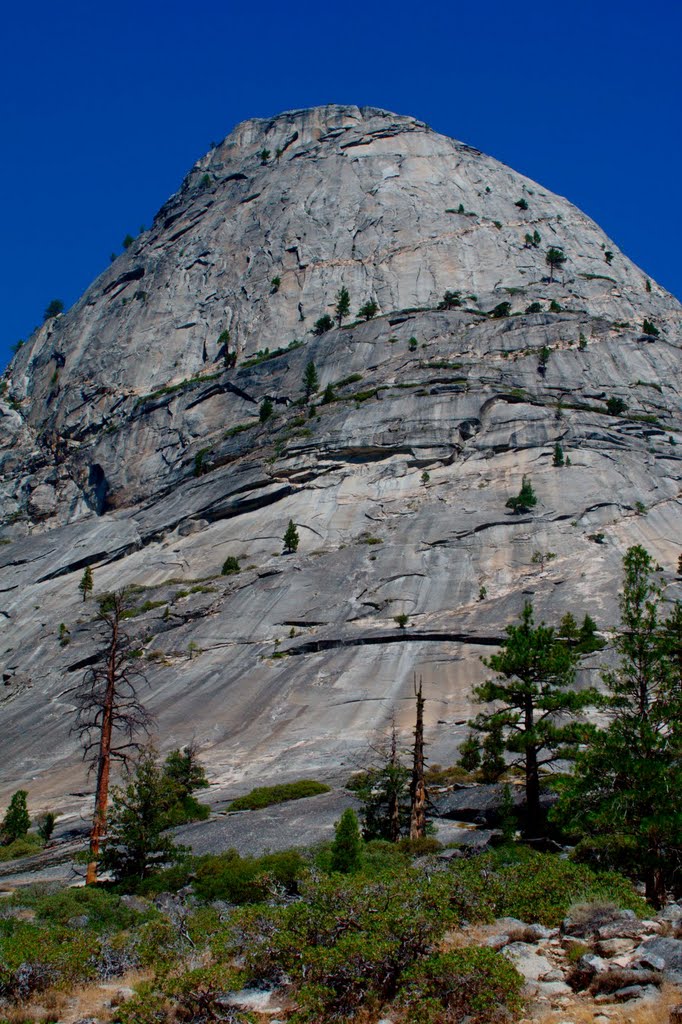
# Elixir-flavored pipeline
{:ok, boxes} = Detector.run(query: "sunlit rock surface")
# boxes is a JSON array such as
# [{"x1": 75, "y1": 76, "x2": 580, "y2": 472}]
[{"x1": 1, "y1": 105, "x2": 680, "y2": 820}]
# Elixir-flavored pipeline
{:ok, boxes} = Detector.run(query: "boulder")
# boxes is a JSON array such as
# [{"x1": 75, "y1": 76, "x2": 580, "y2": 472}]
[{"x1": 633, "y1": 937, "x2": 682, "y2": 980}]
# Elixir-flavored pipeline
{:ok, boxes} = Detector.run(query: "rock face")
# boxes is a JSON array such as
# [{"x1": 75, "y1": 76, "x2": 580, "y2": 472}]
[{"x1": 1, "y1": 104, "x2": 681, "y2": 815}]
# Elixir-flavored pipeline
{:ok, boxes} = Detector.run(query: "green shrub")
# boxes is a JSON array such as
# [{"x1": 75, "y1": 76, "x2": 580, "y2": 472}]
[
  {"x1": 642, "y1": 318, "x2": 659, "y2": 337},
  {"x1": 192, "y1": 848, "x2": 306, "y2": 903},
  {"x1": 438, "y1": 290, "x2": 462, "y2": 309},
  {"x1": 193, "y1": 447, "x2": 211, "y2": 477},
  {"x1": 505, "y1": 475, "x2": 537, "y2": 513},
  {"x1": 227, "y1": 779, "x2": 330, "y2": 811},
  {"x1": 224, "y1": 422, "x2": 254, "y2": 438},
  {"x1": 515, "y1": 198, "x2": 529, "y2": 210},
  {"x1": 330, "y1": 809, "x2": 362, "y2": 874},
  {"x1": 452, "y1": 847, "x2": 646, "y2": 926},
  {"x1": 398, "y1": 947, "x2": 524, "y2": 1023},
  {"x1": 226, "y1": 871, "x2": 463, "y2": 1021},
  {"x1": 549, "y1": 299, "x2": 562, "y2": 312},
  {"x1": 357, "y1": 299, "x2": 378, "y2": 320},
  {"x1": 13, "y1": 884, "x2": 152, "y2": 932},
  {"x1": 112, "y1": 987, "x2": 171, "y2": 1024},
  {"x1": 313, "y1": 314, "x2": 334, "y2": 335},
  {"x1": 43, "y1": 298, "x2": 64, "y2": 321},
  {"x1": 525, "y1": 302, "x2": 542, "y2": 314},
  {"x1": 259, "y1": 397, "x2": 273, "y2": 423},
  {"x1": 0, "y1": 918, "x2": 97, "y2": 1000},
  {"x1": 0, "y1": 834, "x2": 42, "y2": 861},
  {"x1": 490, "y1": 301, "x2": 511, "y2": 318},
  {"x1": 606, "y1": 396, "x2": 627, "y2": 416},
  {"x1": 408, "y1": 336, "x2": 418, "y2": 351},
  {"x1": 221, "y1": 556, "x2": 240, "y2": 575}
]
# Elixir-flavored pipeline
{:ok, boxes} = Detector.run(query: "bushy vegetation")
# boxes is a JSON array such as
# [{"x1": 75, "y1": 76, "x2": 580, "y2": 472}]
[
  {"x1": 227, "y1": 779, "x2": 330, "y2": 811},
  {"x1": 398, "y1": 947, "x2": 524, "y2": 1023},
  {"x1": 0, "y1": 835, "x2": 647, "y2": 1017},
  {"x1": 505, "y1": 475, "x2": 537, "y2": 513}
]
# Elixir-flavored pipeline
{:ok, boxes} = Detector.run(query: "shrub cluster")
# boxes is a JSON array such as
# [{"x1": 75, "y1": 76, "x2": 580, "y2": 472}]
[{"x1": 227, "y1": 779, "x2": 330, "y2": 811}]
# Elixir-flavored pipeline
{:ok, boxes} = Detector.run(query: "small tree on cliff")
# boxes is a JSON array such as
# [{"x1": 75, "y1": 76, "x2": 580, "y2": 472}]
[
  {"x1": 79, "y1": 566, "x2": 94, "y2": 602},
  {"x1": 1, "y1": 790, "x2": 31, "y2": 844},
  {"x1": 335, "y1": 286, "x2": 350, "y2": 326},
  {"x1": 70, "y1": 591, "x2": 152, "y2": 884},
  {"x1": 283, "y1": 519, "x2": 300, "y2": 553},
  {"x1": 545, "y1": 247, "x2": 566, "y2": 283},
  {"x1": 303, "y1": 360, "x2": 319, "y2": 400},
  {"x1": 469, "y1": 602, "x2": 598, "y2": 836}
]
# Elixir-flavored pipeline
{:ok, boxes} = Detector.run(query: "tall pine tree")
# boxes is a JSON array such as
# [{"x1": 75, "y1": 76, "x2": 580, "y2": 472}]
[
  {"x1": 552, "y1": 547, "x2": 682, "y2": 905},
  {"x1": 470, "y1": 602, "x2": 598, "y2": 835}
]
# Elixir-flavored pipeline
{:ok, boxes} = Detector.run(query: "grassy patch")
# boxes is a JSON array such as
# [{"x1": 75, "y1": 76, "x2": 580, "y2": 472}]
[
  {"x1": 240, "y1": 339, "x2": 303, "y2": 368},
  {"x1": 227, "y1": 779, "x2": 331, "y2": 811},
  {"x1": 136, "y1": 372, "x2": 220, "y2": 406},
  {"x1": 121, "y1": 599, "x2": 167, "y2": 619},
  {"x1": 224, "y1": 422, "x2": 256, "y2": 438}
]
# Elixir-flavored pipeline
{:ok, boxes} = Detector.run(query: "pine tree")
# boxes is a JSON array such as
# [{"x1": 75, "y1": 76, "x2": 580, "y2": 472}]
[
  {"x1": 357, "y1": 299, "x2": 378, "y2": 320},
  {"x1": 470, "y1": 603, "x2": 598, "y2": 835},
  {"x1": 79, "y1": 565, "x2": 94, "y2": 602},
  {"x1": 457, "y1": 732, "x2": 482, "y2": 772},
  {"x1": 505, "y1": 475, "x2": 537, "y2": 514},
  {"x1": 283, "y1": 519, "x2": 299, "y2": 553},
  {"x1": 552, "y1": 443, "x2": 565, "y2": 467},
  {"x1": 161, "y1": 743, "x2": 210, "y2": 824},
  {"x1": 330, "y1": 808, "x2": 362, "y2": 873},
  {"x1": 259, "y1": 397, "x2": 273, "y2": 423},
  {"x1": 552, "y1": 547, "x2": 682, "y2": 905},
  {"x1": 545, "y1": 247, "x2": 567, "y2": 283},
  {"x1": 1, "y1": 790, "x2": 30, "y2": 844},
  {"x1": 313, "y1": 314, "x2": 334, "y2": 335},
  {"x1": 303, "y1": 360, "x2": 319, "y2": 400},
  {"x1": 37, "y1": 812, "x2": 57, "y2": 843},
  {"x1": 100, "y1": 748, "x2": 186, "y2": 882},
  {"x1": 163, "y1": 743, "x2": 209, "y2": 801},
  {"x1": 335, "y1": 287, "x2": 350, "y2": 326},
  {"x1": 70, "y1": 591, "x2": 152, "y2": 884},
  {"x1": 356, "y1": 723, "x2": 410, "y2": 841}
]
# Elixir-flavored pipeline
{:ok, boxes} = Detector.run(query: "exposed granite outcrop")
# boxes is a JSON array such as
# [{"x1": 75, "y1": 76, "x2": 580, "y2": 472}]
[{"x1": 0, "y1": 105, "x2": 680, "y2": 818}]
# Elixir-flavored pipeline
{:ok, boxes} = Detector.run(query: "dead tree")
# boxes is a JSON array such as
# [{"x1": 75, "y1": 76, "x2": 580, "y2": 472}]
[
  {"x1": 70, "y1": 591, "x2": 152, "y2": 884},
  {"x1": 409, "y1": 675, "x2": 427, "y2": 840}
]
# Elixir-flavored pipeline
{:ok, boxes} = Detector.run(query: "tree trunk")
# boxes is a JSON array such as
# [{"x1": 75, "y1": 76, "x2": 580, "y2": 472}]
[
  {"x1": 410, "y1": 676, "x2": 427, "y2": 840},
  {"x1": 86, "y1": 615, "x2": 118, "y2": 884},
  {"x1": 524, "y1": 696, "x2": 540, "y2": 837},
  {"x1": 388, "y1": 725, "x2": 401, "y2": 843}
]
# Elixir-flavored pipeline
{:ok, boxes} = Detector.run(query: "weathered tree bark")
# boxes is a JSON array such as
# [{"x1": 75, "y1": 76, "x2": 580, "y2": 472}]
[
  {"x1": 410, "y1": 675, "x2": 427, "y2": 840},
  {"x1": 70, "y1": 591, "x2": 151, "y2": 886},
  {"x1": 85, "y1": 613, "x2": 118, "y2": 884}
]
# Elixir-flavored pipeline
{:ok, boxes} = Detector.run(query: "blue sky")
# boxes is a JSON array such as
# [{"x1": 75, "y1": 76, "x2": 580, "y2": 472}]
[{"x1": 2, "y1": 0, "x2": 680, "y2": 368}]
